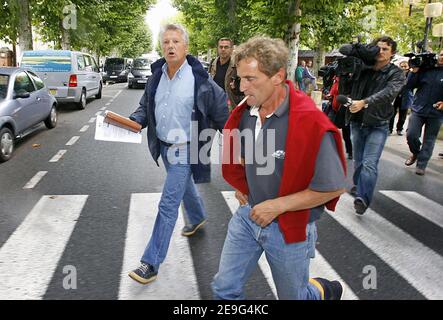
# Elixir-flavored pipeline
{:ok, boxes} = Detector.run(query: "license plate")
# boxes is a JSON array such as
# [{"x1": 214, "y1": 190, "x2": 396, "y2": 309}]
[
  {"x1": 49, "y1": 89, "x2": 57, "y2": 95},
  {"x1": 137, "y1": 80, "x2": 147, "y2": 83},
  {"x1": 110, "y1": 76, "x2": 118, "y2": 78}
]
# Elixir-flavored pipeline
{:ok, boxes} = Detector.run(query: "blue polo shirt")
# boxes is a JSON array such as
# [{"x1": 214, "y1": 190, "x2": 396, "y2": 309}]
[
  {"x1": 155, "y1": 59, "x2": 195, "y2": 144},
  {"x1": 239, "y1": 84, "x2": 346, "y2": 222}
]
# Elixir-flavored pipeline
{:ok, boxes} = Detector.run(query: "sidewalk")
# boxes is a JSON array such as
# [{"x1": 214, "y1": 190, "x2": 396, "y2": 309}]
[{"x1": 384, "y1": 131, "x2": 443, "y2": 170}]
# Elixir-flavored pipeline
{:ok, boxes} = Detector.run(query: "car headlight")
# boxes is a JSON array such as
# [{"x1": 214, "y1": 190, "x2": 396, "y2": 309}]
[{"x1": 128, "y1": 72, "x2": 134, "y2": 78}]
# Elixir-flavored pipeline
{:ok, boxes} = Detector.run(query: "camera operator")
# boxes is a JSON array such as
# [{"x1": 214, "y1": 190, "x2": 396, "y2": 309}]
[
  {"x1": 404, "y1": 49, "x2": 443, "y2": 175},
  {"x1": 346, "y1": 36, "x2": 405, "y2": 215}
]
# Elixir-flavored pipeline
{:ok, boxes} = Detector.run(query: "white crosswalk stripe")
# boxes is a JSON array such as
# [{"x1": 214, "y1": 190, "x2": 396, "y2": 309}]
[
  {"x1": 380, "y1": 190, "x2": 443, "y2": 229},
  {"x1": 221, "y1": 191, "x2": 359, "y2": 300},
  {"x1": 1, "y1": 189, "x2": 442, "y2": 300},
  {"x1": 328, "y1": 193, "x2": 443, "y2": 299},
  {"x1": 0, "y1": 195, "x2": 88, "y2": 300},
  {"x1": 118, "y1": 193, "x2": 200, "y2": 300}
]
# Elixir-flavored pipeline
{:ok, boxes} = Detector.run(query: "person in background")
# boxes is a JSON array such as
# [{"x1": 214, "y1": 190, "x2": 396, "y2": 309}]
[{"x1": 389, "y1": 61, "x2": 413, "y2": 136}]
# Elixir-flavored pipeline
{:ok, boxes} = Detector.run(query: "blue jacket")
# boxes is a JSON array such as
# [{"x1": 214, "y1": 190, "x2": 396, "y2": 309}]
[
  {"x1": 129, "y1": 55, "x2": 229, "y2": 183},
  {"x1": 406, "y1": 67, "x2": 443, "y2": 118}
]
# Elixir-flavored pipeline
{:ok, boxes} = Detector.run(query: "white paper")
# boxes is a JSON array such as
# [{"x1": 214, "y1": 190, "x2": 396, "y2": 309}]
[{"x1": 94, "y1": 115, "x2": 142, "y2": 144}]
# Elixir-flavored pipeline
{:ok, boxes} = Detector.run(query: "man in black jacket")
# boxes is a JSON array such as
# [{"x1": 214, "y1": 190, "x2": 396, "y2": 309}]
[
  {"x1": 346, "y1": 36, "x2": 405, "y2": 215},
  {"x1": 404, "y1": 49, "x2": 443, "y2": 176}
]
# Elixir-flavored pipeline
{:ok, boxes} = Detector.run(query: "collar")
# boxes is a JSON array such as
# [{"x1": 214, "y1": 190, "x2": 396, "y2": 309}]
[
  {"x1": 248, "y1": 84, "x2": 289, "y2": 118},
  {"x1": 161, "y1": 59, "x2": 189, "y2": 80}
]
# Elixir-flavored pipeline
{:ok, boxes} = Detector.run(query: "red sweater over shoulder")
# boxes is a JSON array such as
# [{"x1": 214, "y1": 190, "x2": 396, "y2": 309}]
[{"x1": 222, "y1": 80, "x2": 347, "y2": 243}]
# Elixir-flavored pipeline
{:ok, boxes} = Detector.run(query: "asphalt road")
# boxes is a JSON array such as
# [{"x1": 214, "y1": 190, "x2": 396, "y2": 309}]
[{"x1": 0, "y1": 82, "x2": 442, "y2": 300}]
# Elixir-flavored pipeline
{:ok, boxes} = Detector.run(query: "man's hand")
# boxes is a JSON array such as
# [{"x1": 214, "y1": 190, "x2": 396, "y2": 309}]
[
  {"x1": 250, "y1": 199, "x2": 285, "y2": 228},
  {"x1": 235, "y1": 190, "x2": 248, "y2": 206},
  {"x1": 435, "y1": 101, "x2": 443, "y2": 111},
  {"x1": 411, "y1": 67, "x2": 420, "y2": 73},
  {"x1": 349, "y1": 100, "x2": 366, "y2": 113}
]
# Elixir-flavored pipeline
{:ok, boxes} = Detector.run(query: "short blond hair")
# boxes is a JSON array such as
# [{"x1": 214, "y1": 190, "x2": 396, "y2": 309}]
[{"x1": 234, "y1": 36, "x2": 288, "y2": 77}]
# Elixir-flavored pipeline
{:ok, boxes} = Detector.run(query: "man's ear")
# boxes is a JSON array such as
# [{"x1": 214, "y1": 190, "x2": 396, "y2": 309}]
[{"x1": 272, "y1": 68, "x2": 286, "y2": 85}]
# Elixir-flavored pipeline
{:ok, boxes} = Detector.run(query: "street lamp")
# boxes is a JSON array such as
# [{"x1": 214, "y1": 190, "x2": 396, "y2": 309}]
[{"x1": 423, "y1": 1, "x2": 443, "y2": 52}]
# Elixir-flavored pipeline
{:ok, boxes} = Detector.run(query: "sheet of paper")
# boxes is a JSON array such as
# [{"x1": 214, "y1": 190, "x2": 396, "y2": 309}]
[{"x1": 94, "y1": 115, "x2": 142, "y2": 144}]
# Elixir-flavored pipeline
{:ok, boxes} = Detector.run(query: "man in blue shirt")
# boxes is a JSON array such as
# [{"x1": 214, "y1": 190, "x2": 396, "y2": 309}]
[
  {"x1": 404, "y1": 49, "x2": 443, "y2": 176},
  {"x1": 128, "y1": 24, "x2": 228, "y2": 284}
]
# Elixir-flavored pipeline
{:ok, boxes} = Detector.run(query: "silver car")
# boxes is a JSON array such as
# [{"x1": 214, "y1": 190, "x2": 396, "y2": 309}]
[
  {"x1": 20, "y1": 50, "x2": 102, "y2": 110},
  {"x1": 0, "y1": 67, "x2": 57, "y2": 162}
]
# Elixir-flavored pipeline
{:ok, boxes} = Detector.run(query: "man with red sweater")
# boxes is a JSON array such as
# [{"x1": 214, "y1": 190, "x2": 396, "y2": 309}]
[{"x1": 211, "y1": 37, "x2": 347, "y2": 300}]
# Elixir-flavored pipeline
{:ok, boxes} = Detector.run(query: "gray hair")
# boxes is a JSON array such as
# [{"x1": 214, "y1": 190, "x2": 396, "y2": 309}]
[{"x1": 159, "y1": 24, "x2": 189, "y2": 45}]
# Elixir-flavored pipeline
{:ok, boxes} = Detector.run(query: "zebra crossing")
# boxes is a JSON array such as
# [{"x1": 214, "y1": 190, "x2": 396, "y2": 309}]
[{"x1": 0, "y1": 189, "x2": 442, "y2": 300}]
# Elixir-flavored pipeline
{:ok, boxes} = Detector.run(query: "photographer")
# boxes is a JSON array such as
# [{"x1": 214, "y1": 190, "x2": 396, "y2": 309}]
[
  {"x1": 346, "y1": 36, "x2": 405, "y2": 215},
  {"x1": 404, "y1": 49, "x2": 443, "y2": 176}
]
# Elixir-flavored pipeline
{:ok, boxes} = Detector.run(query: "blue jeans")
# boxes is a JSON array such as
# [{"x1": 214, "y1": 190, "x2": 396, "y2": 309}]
[
  {"x1": 141, "y1": 143, "x2": 206, "y2": 270},
  {"x1": 406, "y1": 112, "x2": 443, "y2": 170},
  {"x1": 351, "y1": 121, "x2": 389, "y2": 206},
  {"x1": 212, "y1": 205, "x2": 321, "y2": 300}
]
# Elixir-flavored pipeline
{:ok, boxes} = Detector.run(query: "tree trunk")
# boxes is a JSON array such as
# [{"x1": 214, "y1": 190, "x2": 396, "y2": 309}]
[
  {"x1": 17, "y1": 0, "x2": 33, "y2": 52},
  {"x1": 59, "y1": 19, "x2": 71, "y2": 50},
  {"x1": 12, "y1": 42, "x2": 17, "y2": 67},
  {"x1": 286, "y1": 0, "x2": 301, "y2": 82},
  {"x1": 313, "y1": 44, "x2": 326, "y2": 79}
]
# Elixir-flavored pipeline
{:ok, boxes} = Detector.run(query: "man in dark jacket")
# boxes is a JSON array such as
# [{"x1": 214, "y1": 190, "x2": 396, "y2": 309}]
[
  {"x1": 346, "y1": 36, "x2": 405, "y2": 215},
  {"x1": 128, "y1": 24, "x2": 228, "y2": 284},
  {"x1": 389, "y1": 61, "x2": 413, "y2": 135},
  {"x1": 404, "y1": 49, "x2": 443, "y2": 175}
]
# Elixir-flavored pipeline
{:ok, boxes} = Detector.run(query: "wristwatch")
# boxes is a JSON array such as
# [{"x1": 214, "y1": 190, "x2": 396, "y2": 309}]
[{"x1": 363, "y1": 100, "x2": 369, "y2": 109}]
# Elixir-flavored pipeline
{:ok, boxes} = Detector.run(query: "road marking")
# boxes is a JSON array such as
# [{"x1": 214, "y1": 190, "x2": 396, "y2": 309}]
[
  {"x1": 118, "y1": 193, "x2": 200, "y2": 300},
  {"x1": 113, "y1": 90, "x2": 122, "y2": 100},
  {"x1": 328, "y1": 193, "x2": 443, "y2": 299},
  {"x1": 88, "y1": 117, "x2": 96, "y2": 123},
  {"x1": 221, "y1": 191, "x2": 358, "y2": 300},
  {"x1": 0, "y1": 195, "x2": 88, "y2": 299},
  {"x1": 23, "y1": 171, "x2": 48, "y2": 189},
  {"x1": 105, "y1": 103, "x2": 111, "y2": 106},
  {"x1": 49, "y1": 150, "x2": 67, "y2": 162},
  {"x1": 79, "y1": 125, "x2": 89, "y2": 132},
  {"x1": 66, "y1": 136, "x2": 80, "y2": 146},
  {"x1": 380, "y1": 190, "x2": 443, "y2": 229},
  {"x1": 95, "y1": 112, "x2": 102, "y2": 116},
  {"x1": 100, "y1": 107, "x2": 107, "y2": 110}
]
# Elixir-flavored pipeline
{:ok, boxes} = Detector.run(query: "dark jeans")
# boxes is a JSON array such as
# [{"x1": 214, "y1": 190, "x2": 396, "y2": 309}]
[
  {"x1": 406, "y1": 112, "x2": 443, "y2": 170},
  {"x1": 389, "y1": 102, "x2": 408, "y2": 133},
  {"x1": 351, "y1": 121, "x2": 389, "y2": 206}
]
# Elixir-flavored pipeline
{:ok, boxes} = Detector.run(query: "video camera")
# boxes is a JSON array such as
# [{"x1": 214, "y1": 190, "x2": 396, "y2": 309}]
[
  {"x1": 404, "y1": 52, "x2": 437, "y2": 70},
  {"x1": 335, "y1": 42, "x2": 380, "y2": 94},
  {"x1": 319, "y1": 61, "x2": 338, "y2": 91}
]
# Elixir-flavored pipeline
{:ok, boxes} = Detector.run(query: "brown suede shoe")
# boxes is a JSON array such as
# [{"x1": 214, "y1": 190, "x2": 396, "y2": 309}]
[{"x1": 405, "y1": 154, "x2": 417, "y2": 166}]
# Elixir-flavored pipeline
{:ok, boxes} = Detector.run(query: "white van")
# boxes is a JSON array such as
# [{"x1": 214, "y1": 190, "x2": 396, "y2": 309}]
[{"x1": 20, "y1": 50, "x2": 102, "y2": 109}]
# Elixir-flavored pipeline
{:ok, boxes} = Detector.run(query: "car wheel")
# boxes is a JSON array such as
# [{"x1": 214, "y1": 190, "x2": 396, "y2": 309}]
[
  {"x1": 0, "y1": 127, "x2": 14, "y2": 162},
  {"x1": 96, "y1": 83, "x2": 102, "y2": 99},
  {"x1": 128, "y1": 83, "x2": 133, "y2": 89},
  {"x1": 78, "y1": 89, "x2": 86, "y2": 110},
  {"x1": 44, "y1": 104, "x2": 57, "y2": 129}
]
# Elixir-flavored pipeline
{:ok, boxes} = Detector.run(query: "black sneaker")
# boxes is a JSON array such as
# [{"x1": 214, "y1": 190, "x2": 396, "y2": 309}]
[
  {"x1": 182, "y1": 219, "x2": 207, "y2": 236},
  {"x1": 309, "y1": 277, "x2": 344, "y2": 300},
  {"x1": 397, "y1": 130, "x2": 403, "y2": 136},
  {"x1": 354, "y1": 197, "x2": 368, "y2": 215},
  {"x1": 128, "y1": 263, "x2": 158, "y2": 284}
]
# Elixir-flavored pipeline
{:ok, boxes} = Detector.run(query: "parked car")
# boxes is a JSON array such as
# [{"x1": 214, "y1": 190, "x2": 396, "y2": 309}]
[
  {"x1": 20, "y1": 50, "x2": 102, "y2": 110},
  {"x1": 0, "y1": 67, "x2": 57, "y2": 162},
  {"x1": 102, "y1": 57, "x2": 131, "y2": 83},
  {"x1": 128, "y1": 58, "x2": 152, "y2": 89}
]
